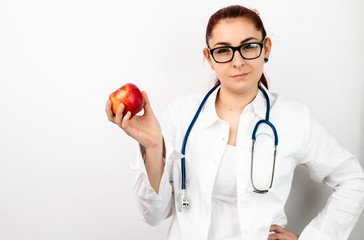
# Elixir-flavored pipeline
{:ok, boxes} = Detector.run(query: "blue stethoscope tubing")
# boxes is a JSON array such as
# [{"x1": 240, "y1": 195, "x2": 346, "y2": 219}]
[
  {"x1": 179, "y1": 82, "x2": 278, "y2": 210},
  {"x1": 250, "y1": 84, "x2": 278, "y2": 194},
  {"x1": 181, "y1": 82, "x2": 221, "y2": 190}
]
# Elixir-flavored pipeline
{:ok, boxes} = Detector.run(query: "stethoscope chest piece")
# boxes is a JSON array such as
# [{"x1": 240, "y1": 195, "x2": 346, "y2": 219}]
[{"x1": 177, "y1": 189, "x2": 189, "y2": 212}]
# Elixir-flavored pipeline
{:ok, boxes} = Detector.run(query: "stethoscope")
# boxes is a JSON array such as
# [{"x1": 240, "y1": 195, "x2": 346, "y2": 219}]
[{"x1": 177, "y1": 82, "x2": 278, "y2": 212}]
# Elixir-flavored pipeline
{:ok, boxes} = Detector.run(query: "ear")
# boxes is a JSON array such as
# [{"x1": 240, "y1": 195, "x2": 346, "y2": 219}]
[
  {"x1": 263, "y1": 37, "x2": 272, "y2": 58},
  {"x1": 203, "y1": 48, "x2": 214, "y2": 67}
]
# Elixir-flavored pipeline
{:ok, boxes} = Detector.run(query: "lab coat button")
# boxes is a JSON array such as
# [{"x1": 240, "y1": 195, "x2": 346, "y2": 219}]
[
  {"x1": 239, "y1": 171, "x2": 244, "y2": 176},
  {"x1": 242, "y1": 228, "x2": 248, "y2": 234}
]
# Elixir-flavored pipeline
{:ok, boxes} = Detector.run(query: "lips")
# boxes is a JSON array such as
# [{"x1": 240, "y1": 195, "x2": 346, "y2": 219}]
[{"x1": 232, "y1": 73, "x2": 249, "y2": 78}]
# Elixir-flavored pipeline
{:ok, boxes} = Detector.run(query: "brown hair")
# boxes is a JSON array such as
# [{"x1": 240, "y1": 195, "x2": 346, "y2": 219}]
[{"x1": 205, "y1": 5, "x2": 269, "y2": 89}]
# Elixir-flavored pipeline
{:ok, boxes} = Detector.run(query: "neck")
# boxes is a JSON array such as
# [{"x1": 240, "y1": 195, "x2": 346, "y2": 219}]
[{"x1": 215, "y1": 84, "x2": 259, "y2": 113}]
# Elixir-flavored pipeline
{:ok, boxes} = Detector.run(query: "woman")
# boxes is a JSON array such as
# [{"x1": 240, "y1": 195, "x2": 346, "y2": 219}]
[{"x1": 105, "y1": 5, "x2": 364, "y2": 240}]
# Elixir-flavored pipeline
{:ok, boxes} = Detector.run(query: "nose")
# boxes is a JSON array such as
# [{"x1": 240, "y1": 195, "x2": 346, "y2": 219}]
[{"x1": 231, "y1": 49, "x2": 245, "y2": 67}]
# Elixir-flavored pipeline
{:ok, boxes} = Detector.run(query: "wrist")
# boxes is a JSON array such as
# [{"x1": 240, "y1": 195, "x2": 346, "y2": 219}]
[
  {"x1": 144, "y1": 136, "x2": 163, "y2": 158},
  {"x1": 145, "y1": 134, "x2": 163, "y2": 151}
]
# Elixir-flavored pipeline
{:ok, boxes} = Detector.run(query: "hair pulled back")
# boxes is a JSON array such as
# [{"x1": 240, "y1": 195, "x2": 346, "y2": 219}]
[{"x1": 205, "y1": 5, "x2": 269, "y2": 89}]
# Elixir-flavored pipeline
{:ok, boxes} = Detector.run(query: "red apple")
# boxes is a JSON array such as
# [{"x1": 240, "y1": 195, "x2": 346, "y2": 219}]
[{"x1": 109, "y1": 83, "x2": 144, "y2": 117}]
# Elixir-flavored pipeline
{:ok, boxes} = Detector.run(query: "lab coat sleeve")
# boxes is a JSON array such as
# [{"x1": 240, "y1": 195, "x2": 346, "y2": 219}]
[
  {"x1": 130, "y1": 99, "x2": 183, "y2": 226},
  {"x1": 298, "y1": 109, "x2": 364, "y2": 240}
]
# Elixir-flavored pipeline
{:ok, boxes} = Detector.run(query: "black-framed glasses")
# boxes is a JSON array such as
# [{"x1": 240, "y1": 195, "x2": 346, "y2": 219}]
[{"x1": 209, "y1": 39, "x2": 265, "y2": 63}]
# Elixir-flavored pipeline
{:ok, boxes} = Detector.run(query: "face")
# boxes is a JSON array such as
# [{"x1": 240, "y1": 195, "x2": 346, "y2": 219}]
[{"x1": 203, "y1": 18, "x2": 272, "y2": 95}]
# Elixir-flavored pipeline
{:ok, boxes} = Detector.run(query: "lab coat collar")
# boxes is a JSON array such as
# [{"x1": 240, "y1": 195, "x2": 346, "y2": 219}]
[
  {"x1": 197, "y1": 84, "x2": 221, "y2": 129},
  {"x1": 252, "y1": 82, "x2": 275, "y2": 120},
  {"x1": 197, "y1": 82, "x2": 275, "y2": 129}
]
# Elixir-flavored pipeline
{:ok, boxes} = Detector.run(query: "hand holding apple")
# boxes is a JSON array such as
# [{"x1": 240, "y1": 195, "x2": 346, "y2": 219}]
[
  {"x1": 105, "y1": 84, "x2": 163, "y2": 150},
  {"x1": 106, "y1": 85, "x2": 165, "y2": 194}
]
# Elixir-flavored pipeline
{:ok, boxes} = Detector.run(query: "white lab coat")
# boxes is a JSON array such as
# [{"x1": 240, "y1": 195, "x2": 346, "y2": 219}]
[{"x1": 129, "y1": 83, "x2": 364, "y2": 240}]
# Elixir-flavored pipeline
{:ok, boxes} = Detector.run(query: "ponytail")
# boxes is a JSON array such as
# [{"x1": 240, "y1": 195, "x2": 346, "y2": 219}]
[{"x1": 259, "y1": 73, "x2": 269, "y2": 89}]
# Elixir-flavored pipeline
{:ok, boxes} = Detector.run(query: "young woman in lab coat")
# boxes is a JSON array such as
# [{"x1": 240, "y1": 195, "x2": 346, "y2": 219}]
[{"x1": 105, "y1": 5, "x2": 364, "y2": 240}]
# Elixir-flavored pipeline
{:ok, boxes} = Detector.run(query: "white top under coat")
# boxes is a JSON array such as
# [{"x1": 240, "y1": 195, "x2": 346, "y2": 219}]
[
  {"x1": 208, "y1": 144, "x2": 242, "y2": 239},
  {"x1": 130, "y1": 83, "x2": 364, "y2": 240}
]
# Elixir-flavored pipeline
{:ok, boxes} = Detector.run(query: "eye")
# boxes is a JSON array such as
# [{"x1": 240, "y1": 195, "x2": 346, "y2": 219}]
[
  {"x1": 243, "y1": 43, "x2": 259, "y2": 50},
  {"x1": 215, "y1": 47, "x2": 231, "y2": 54}
]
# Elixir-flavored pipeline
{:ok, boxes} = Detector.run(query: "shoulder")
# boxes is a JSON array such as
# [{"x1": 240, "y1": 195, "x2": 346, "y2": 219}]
[
  {"x1": 160, "y1": 92, "x2": 205, "y2": 147},
  {"x1": 171, "y1": 93, "x2": 203, "y2": 106},
  {"x1": 165, "y1": 93, "x2": 204, "y2": 116},
  {"x1": 271, "y1": 91, "x2": 311, "y2": 119},
  {"x1": 161, "y1": 92, "x2": 204, "y2": 126},
  {"x1": 269, "y1": 91, "x2": 313, "y2": 138}
]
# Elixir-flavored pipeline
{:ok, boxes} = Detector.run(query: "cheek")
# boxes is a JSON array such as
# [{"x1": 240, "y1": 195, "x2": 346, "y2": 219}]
[
  {"x1": 250, "y1": 59, "x2": 264, "y2": 70},
  {"x1": 248, "y1": 60, "x2": 265, "y2": 76},
  {"x1": 214, "y1": 64, "x2": 230, "y2": 77}
]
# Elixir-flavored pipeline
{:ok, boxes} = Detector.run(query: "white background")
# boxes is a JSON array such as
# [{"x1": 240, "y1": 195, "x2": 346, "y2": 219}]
[{"x1": 0, "y1": 0, "x2": 363, "y2": 239}]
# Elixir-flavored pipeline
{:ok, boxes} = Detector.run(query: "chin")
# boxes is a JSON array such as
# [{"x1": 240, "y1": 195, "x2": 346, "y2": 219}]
[{"x1": 224, "y1": 80, "x2": 258, "y2": 94}]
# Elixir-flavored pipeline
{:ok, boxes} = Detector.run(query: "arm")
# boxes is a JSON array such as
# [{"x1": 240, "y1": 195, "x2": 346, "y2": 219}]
[
  {"x1": 144, "y1": 136, "x2": 164, "y2": 194},
  {"x1": 105, "y1": 91, "x2": 177, "y2": 226},
  {"x1": 298, "y1": 114, "x2": 364, "y2": 239},
  {"x1": 133, "y1": 140, "x2": 175, "y2": 226},
  {"x1": 133, "y1": 105, "x2": 183, "y2": 226}
]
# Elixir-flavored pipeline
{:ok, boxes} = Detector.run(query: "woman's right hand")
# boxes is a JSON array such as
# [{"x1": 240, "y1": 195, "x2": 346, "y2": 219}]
[{"x1": 105, "y1": 91, "x2": 163, "y2": 150}]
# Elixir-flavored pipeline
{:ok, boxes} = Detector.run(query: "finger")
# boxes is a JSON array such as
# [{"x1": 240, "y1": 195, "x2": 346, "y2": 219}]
[
  {"x1": 114, "y1": 103, "x2": 125, "y2": 125},
  {"x1": 105, "y1": 100, "x2": 115, "y2": 121},
  {"x1": 121, "y1": 111, "x2": 133, "y2": 134},
  {"x1": 268, "y1": 233, "x2": 285, "y2": 240},
  {"x1": 270, "y1": 224, "x2": 286, "y2": 233},
  {"x1": 141, "y1": 91, "x2": 154, "y2": 115},
  {"x1": 121, "y1": 111, "x2": 131, "y2": 128}
]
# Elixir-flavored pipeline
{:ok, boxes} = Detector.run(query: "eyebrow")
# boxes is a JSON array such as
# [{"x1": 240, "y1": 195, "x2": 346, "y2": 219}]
[{"x1": 213, "y1": 37, "x2": 258, "y2": 47}]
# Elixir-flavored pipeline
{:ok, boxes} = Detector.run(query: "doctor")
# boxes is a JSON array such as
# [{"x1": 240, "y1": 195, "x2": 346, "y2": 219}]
[{"x1": 105, "y1": 5, "x2": 364, "y2": 240}]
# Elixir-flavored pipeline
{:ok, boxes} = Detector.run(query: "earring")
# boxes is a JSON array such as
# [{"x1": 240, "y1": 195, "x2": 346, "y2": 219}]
[
  {"x1": 211, "y1": 65, "x2": 214, "y2": 70},
  {"x1": 264, "y1": 58, "x2": 269, "y2": 63}
]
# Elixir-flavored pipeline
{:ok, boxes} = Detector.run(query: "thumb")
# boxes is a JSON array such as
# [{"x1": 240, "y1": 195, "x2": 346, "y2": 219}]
[{"x1": 141, "y1": 91, "x2": 154, "y2": 115}]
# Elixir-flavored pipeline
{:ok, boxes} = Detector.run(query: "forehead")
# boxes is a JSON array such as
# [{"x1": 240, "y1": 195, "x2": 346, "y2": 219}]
[{"x1": 209, "y1": 18, "x2": 262, "y2": 46}]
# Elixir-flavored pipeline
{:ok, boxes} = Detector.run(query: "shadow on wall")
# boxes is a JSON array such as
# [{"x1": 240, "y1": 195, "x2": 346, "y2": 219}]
[
  {"x1": 285, "y1": 165, "x2": 333, "y2": 234},
  {"x1": 361, "y1": 96, "x2": 364, "y2": 165}
]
